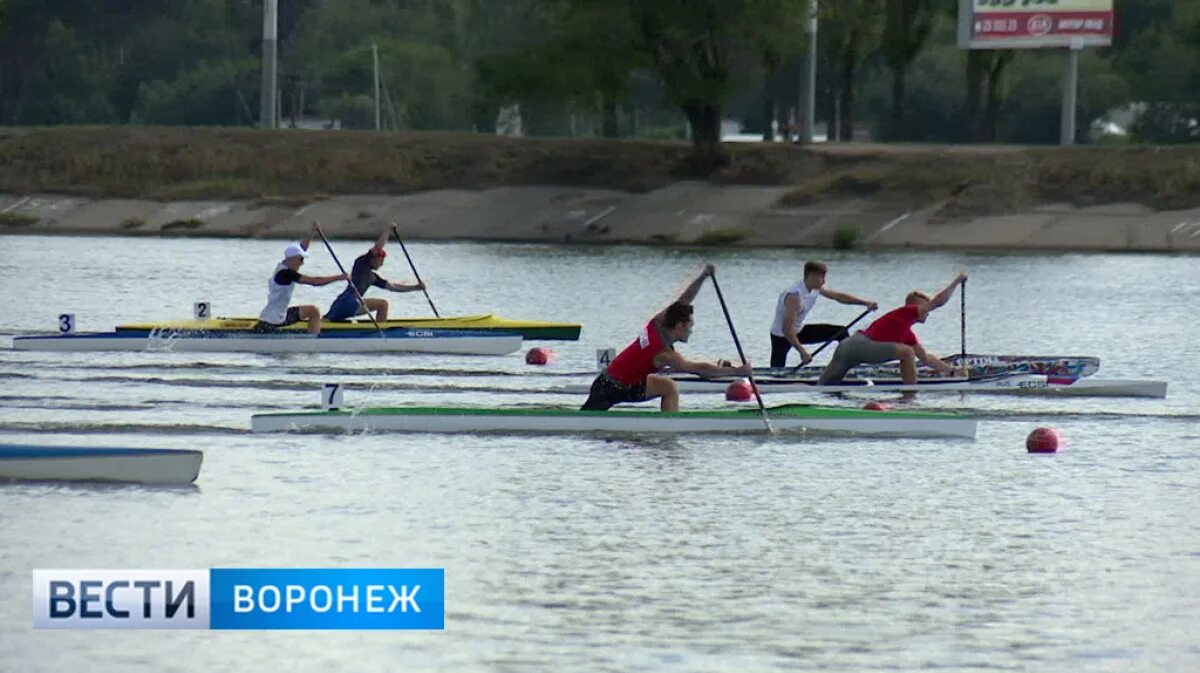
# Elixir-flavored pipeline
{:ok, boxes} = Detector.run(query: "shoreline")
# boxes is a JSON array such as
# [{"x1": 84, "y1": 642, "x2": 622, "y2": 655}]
[{"x1": 3, "y1": 188, "x2": 1200, "y2": 253}]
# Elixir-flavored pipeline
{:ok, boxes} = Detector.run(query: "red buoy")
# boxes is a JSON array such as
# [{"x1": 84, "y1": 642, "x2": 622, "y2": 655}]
[
  {"x1": 525, "y1": 347, "x2": 556, "y2": 366},
  {"x1": 1026, "y1": 427, "x2": 1064, "y2": 453},
  {"x1": 725, "y1": 379, "x2": 754, "y2": 402},
  {"x1": 863, "y1": 401, "x2": 893, "y2": 411}
]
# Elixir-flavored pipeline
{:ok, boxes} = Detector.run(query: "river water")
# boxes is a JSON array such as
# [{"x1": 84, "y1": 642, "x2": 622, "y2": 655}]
[{"x1": 0, "y1": 234, "x2": 1197, "y2": 672}]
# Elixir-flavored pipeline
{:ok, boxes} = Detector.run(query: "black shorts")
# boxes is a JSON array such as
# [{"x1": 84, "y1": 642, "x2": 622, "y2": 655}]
[
  {"x1": 581, "y1": 374, "x2": 648, "y2": 411},
  {"x1": 252, "y1": 306, "x2": 303, "y2": 332},
  {"x1": 768, "y1": 324, "x2": 849, "y2": 367}
]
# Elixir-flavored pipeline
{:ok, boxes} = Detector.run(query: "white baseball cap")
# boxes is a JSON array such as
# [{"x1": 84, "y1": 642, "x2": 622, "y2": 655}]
[{"x1": 283, "y1": 242, "x2": 310, "y2": 259}]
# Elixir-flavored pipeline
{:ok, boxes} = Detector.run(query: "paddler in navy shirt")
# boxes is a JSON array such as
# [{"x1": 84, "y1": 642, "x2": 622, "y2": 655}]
[
  {"x1": 581, "y1": 264, "x2": 751, "y2": 412},
  {"x1": 325, "y1": 228, "x2": 426, "y2": 322}
]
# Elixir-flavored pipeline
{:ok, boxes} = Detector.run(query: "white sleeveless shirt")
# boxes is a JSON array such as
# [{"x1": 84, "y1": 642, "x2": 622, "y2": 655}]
[
  {"x1": 259, "y1": 262, "x2": 297, "y2": 324},
  {"x1": 770, "y1": 282, "x2": 820, "y2": 337}
]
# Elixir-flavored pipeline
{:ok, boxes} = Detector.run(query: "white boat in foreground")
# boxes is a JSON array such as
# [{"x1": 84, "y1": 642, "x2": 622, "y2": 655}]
[
  {"x1": 0, "y1": 445, "x2": 203, "y2": 485},
  {"x1": 668, "y1": 373, "x2": 1168, "y2": 399},
  {"x1": 12, "y1": 329, "x2": 522, "y2": 355},
  {"x1": 250, "y1": 404, "x2": 977, "y2": 439}
]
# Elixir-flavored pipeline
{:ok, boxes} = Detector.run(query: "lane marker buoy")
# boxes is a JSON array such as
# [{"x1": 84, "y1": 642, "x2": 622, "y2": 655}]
[
  {"x1": 525, "y1": 347, "x2": 556, "y2": 366},
  {"x1": 725, "y1": 379, "x2": 754, "y2": 402},
  {"x1": 1026, "y1": 427, "x2": 1064, "y2": 453}
]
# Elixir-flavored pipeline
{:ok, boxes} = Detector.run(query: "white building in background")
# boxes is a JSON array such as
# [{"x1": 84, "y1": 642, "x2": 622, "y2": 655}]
[
  {"x1": 284, "y1": 117, "x2": 342, "y2": 130},
  {"x1": 496, "y1": 104, "x2": 523, "y2": 137},
  {"x1": 1089, "y1": 103, "x2": 1146, "y2": 142},
  {"x1": 721, "y1": 118, "x2": 828, "y2": 143}
]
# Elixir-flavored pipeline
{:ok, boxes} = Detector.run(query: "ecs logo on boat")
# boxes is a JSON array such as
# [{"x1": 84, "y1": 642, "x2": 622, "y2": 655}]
[{"x1": 32, "y1": 568, "x2": 444, "y2": 630}]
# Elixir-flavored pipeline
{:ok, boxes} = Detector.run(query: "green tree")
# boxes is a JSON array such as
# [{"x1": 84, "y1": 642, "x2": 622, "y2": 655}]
[
  {"x1": 880, "y1": 0, "x2": 935, "y2": 139},
  {"x1": 820, "y1": 0, "x2": 884, "y2": 140},
  {"x1": 319, "y1": 39, "x2": 471, "y2": 130},
  {"x1": 132, "y1": 59, "x2": 258, "y2": 126}
]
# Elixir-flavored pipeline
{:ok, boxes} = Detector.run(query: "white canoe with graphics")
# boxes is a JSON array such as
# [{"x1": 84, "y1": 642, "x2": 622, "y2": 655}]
[
  {"x1": 12, "y1": 328, "x2": 523, "y2": 355},
  {"x1": 251, "y1": 405, "x2": 977, "y2": 439},
  {"x1": 774, "y1": 354, "x2": 1101, "y2": 380},
  {"x1": 0, "y1": 445, "x2": 203, "y2": 485}
]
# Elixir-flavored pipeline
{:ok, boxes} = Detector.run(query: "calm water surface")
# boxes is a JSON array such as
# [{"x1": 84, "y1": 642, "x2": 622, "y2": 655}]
[{"x1": 0, "y1": 235, "x2": 1197, "y2": 672}]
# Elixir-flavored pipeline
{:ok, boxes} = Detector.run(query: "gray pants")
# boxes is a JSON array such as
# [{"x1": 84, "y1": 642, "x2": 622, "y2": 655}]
[{"x1": 817, "y1": 333, "x2": 901, "y2": 384}]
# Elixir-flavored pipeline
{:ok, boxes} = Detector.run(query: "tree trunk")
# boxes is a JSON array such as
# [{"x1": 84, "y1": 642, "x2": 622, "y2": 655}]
[
  {"x1": 682, "y1": 101, "x2": 727, "y2": 171},
  {"x1": 838, "y1": 42, "x2": 857, "y2": 141},
  {"x1": 965, "y1": 50, "x2": 986, "y2": 141},
  {"x1": 762, "y1": 51, "x2": 781, "y2": 142},
  {"x1": 981, "y1": 53, "x2": 1013, "y2": 143},
  {"x1": 890, "y1": 65, "x2": 906, "y2": 139},
  {"x1": 778, "y1": 106, "x2": 793, "y2": 142},
  {"x1": 762, "y1": 97, "x2": 775, "y2": 142},
  {"x1": 601, "y1": 90, "x2": 619, "y2": 138}
]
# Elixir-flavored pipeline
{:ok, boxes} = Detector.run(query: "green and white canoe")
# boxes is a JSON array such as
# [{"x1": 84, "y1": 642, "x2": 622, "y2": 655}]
[{"x1": 250, "y1": 404, "x2": 976, "y2": 439}]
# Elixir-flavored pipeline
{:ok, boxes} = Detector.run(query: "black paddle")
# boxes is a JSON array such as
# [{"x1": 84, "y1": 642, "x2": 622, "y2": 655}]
[
  {"x1": 313, "y1": 223, "x2": 386, "y2": 338},
  {"x1": 709, "y1": 271, "x2": 773, "y2": 433},
  {"x1": 791, "y1": 306, "x2": 875, "y2": 373},
  {"x1": 960, "y1": 277, "x2": 967, "y2": 361},
  {"x1": 390, "y1": 223, "x2": 439, "y2": 317}
]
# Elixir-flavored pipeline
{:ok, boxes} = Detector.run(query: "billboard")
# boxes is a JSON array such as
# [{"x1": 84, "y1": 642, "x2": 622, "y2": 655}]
[{"x1": 958, "y1": 0, "x2": 1114, "y2": 49}]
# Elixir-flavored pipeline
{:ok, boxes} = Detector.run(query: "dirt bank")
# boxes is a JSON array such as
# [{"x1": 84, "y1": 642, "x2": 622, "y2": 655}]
[{"x1": 2, "y1": 127, "x2": 1199, "y2": 251}]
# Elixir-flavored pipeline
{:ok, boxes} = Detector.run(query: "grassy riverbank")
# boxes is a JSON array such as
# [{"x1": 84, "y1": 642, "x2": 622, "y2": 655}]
[{"x1": 2, "y1": 126, "x2": 1199, "y2": 214}]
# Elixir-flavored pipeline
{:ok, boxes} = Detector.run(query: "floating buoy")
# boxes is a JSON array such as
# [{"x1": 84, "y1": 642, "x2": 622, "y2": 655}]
[
  {"x1": 1026, "y1": 427, "x2": 1064, "y2": 453},
  {"x1": 525, "y1": 347, "x2": 556, "y2": 366},
  {"x1": 863, "y1": 400, "x2": 893, "y2": 411},
  {"x1": 725, "y1": 379, "x2": 754, "y2": 401}
]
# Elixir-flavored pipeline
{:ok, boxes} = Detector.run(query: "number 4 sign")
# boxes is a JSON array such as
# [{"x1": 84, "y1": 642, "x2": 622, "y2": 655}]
[{"x1": 596, "y1": 348, "x2": 615, "y2": 371}]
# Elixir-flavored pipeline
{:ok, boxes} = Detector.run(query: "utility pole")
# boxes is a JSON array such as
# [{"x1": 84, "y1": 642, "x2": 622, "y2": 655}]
[
  {"x1": 373, "y1": 43, "x2": 381, "y2": 131},
  {"x1": 259, "y1": 0, "x2": 278, "y2": 129},
  {"x1": 798, "y1": 0, "x2": 819, "y2": 144},
  {"x1": 1060, "y1": 42, "x2": 1081, "y2": 146}
]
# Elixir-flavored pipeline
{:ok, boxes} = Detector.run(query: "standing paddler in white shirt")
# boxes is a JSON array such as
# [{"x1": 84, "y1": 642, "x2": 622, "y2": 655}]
[{"x1": 768, "y1": 260, "x2": 877, "y2": 368}]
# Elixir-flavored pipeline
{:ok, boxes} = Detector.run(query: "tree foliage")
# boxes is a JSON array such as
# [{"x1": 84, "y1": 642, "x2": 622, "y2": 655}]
[{"x1": 0, "y1": 0, "x2": 1196, "y2": 147}]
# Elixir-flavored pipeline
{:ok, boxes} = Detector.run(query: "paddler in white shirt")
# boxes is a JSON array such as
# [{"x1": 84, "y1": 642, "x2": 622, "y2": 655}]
[
  {"x1": 769, "y1": 260, "x2": 877, "y2": 368},
  {"x1": 253, "y1": 225, "x2": 347, "y2": 335}
]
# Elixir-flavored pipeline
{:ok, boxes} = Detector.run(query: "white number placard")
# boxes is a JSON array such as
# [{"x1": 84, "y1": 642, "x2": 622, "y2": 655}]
[
  {"x1": 321, "y1": 383, "x2": 344, "y2": 410},
  {"x1": 596, "y1": 347, "x2": 616, "y2": 371},
  {"x1": 194, "y1": 302, "x2": 211, "y2": 319},
  {"x1": 58, "y1": 313, "x2": 76, "y2": 334}
]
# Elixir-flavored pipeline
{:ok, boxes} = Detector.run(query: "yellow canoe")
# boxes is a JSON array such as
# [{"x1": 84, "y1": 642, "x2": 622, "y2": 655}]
[{"x1": 115, "y1": 314, "x2": 581, "y2": 341}]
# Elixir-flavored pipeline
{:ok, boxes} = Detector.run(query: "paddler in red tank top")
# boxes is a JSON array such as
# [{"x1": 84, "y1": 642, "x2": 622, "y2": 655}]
[
  {"x1": 817, "y1": 271, "x2": 970, "y2": 385},
  {"x1": 582, "y1": 264, "x2": 751, "y2": 411}
]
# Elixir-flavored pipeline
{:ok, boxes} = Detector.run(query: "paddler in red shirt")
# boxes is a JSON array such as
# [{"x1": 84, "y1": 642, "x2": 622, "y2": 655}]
[
  {"x1": 581, "y1": 264, "x2": 752, "y2": 412},
  {"x1": 817, "y1": 271, "x2": 969, "y2": 385}
]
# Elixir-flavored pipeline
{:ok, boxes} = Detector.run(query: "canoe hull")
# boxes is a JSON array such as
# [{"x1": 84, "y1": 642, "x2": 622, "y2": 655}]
[
  {"x1": 12, "y1": 331, "x2": 522, "y2": 355},
  {"x1": 0, "y1": 446, "x2": 202, "y2": 485},
  {"x1": 251, "y1": 405, "x2": 976, "y2": 439},
  {"x1": 116, "y1": 313, "x2": 582, "y2": 341},
  {"x1": 774, "y1": 354, "x2": 1101, "y2": 380},
  {"x1": 670, "y1": 374, "x2": 1168, "y2": 399}
]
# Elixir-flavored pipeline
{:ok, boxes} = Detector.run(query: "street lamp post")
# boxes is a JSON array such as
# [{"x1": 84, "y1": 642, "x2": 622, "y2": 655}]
[
  {"x1": 798, "y1": 0, "x2": 818, "y2": 144},
  {"x1": 260, "y1": 0, "x2": 278, "y2": 129}
]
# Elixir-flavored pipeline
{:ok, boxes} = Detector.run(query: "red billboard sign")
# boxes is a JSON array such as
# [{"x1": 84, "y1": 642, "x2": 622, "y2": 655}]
[{"x1": 959, "y1": 0, "x2": 1114, "y2": 49}]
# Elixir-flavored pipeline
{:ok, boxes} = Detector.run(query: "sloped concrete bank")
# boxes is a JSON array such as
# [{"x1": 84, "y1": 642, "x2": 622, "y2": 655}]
[{"x1": 2, "y1": 186, "x2": 1199, "y2": 252}]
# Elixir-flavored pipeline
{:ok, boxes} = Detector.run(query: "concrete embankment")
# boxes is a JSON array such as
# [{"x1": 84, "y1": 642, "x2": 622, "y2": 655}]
[{"x1": 3, "y1": 188, "x2": 1200, "y2": 252}]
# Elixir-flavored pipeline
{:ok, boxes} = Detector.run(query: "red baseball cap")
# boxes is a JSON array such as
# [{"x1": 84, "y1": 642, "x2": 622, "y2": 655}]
[{"x1": 371, "y1": 247, "x2": 387, "y2": 258}]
